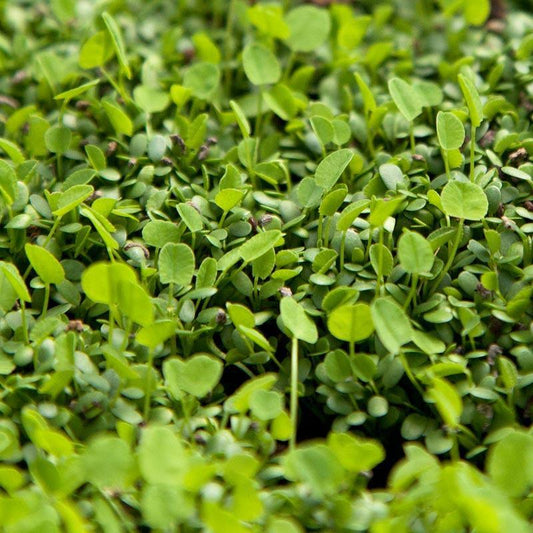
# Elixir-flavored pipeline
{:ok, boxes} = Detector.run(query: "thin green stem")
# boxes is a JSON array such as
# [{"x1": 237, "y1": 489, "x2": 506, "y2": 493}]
[
  {"x1": 324, "y1": 217, "x2": 332, "y2": 248},
  {"x1": 399, "y1": 351, "x2": 425, "y2": 398},
  {"x1": 42, "y1": 216, "x2": 62, "y2": 249},
  {"x1": 429, "y1": 218, "x2": 464, "y2": 296},
  {"x1": 442, "y1": 149, "x2": 451, "y2": 181},
  {"x1": 144, "y1": 349, "x2": 155, "y2": 420},
  {"x1": 56, "y1": 154, "x2": 63, "y2": 180},
  {"x1": 108, "y1": 309, "x2": 115, "y2": 343},
  {"x1": 120, "y1": 319, "x2": 132, "y2": 352},
  {"x1": 364, "y1": 227, "x2": 373, "y2": 262},
  {"x1": 283, "y1": 51, "x2": 296, "y2": 82},
  {"x1": 469, "y1": 125, "x2": 476, "y2": 181},
  {"x1": 224, "y1": 0, "x2": 237, "y2": 96},
  {"x1": 376, "y1": 226, "x2": 385, "y2": 296},
  {"x1": 254, "y1": 88, "x2": 264, "y2": 138},
  {"x1": 167, "y1": 283, "x2": 174, "y2": 314},
  {"x1": 290, "y1": 336, "x2": 298, "y2": 450},
  {"x1": 42, "y1": 283, "x2": 50, "y2": 317},
  {"x1": 403, "y1": 273, "x2": 419, "y2": 309},
  {"x1": 340, "y1": 231, "x2": 347, "y2": 270},
  {"x1": 317, "y1": 215, "x2": 324, "y2": 248},
  {"x1": 450, "y1": 432, "x2": 460, "y2": 462},
  {"x1": 218, "y1": 210, "x2": 228, "y2": 228},
  {"x1": 101, "y1": 67, "x2": 129, "y2": 103},
  {"x1": 20, "y1": 301, "x2": 29, "y2": 344},
  {"x1": 409, "y1": 121, "x2": 416, "y2": 153}
]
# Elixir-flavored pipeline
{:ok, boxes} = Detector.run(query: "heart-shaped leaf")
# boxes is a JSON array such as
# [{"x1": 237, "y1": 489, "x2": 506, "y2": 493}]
[
  {"x1": 388, "y1": 78, "x2": 422, "y2": 122},
  {"x1": 327, "y1": 303, "x2": 374, "y2": 343},
  {"x1": 158, "y1": 243, "x2": 195, "y2": 286},
  {"x1": 441, "y1": 181, "x2": 488, "y2": 220},
  {"x1": 163, "y1": 354, "x2": 223, "y2": 398}
]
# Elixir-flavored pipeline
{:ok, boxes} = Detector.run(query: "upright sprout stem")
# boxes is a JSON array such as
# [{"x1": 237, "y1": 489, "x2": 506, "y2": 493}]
[
  {"x1": 290, "y1": 336, "x2": 298, "y2": 450},
  {"x1": 469, "y1": 126, "x2": 476, "y2": 181}
]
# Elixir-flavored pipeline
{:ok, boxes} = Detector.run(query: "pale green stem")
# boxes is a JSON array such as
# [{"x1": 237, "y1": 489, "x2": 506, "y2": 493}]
[
  {"x1": 20, "y1": 301, "x2": 29, "y2": 344},
  {"x1": 317, "y1": 215, "x2": 324, "y2": 248},
  {"x1": 43, "y1": 216, "x2": 62, "y2": 248},
  {"x1": 376, "y1": 226, "x2": 385, "y2": 296},
  {"x1": 399, "y1": 351, "x2": 425, "y2": 398},
  {"x1": 429, "y1": 219, "x2": 464, "y2": 296},
  {"x1": 42, "y1": 283, "x2": 50, "y2": 317},
  {"x1": 469, "y1": 126, "x2": 476, "y2": 181},
  {"x1": 224, "y1": 0, "x2": 237, "y2": 96},
  {"x1": 144, "y1": 349, "x2": 155, "y2": 420},
  {"x1": 409, "y1": 121, "x2": 416, "y2": 152},
  {"x1": 442, "y1": 149, "x2": 451, "y2": 181},
  {"x1": 340, "y1": 231, "x2": 347, "y2": 270},
  {"x1": 403, "y1": 274, "x2": 419, "y2": 309},
  {"x1": 290, "y1": 336, "x2": 299, "y2": 450}
]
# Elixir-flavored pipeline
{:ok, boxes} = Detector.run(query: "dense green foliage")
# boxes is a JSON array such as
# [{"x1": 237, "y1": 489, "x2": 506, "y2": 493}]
[{"x1": 0, "y1": 0, "x2": 532, "y2": 531}]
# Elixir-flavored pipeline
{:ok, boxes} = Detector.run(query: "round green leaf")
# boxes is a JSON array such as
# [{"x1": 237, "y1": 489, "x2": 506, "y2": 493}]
[
  {"x1": 81, "y1": 262, "x2": 137, "y2": 305},
  {"x1": 285, "y1": 6, "x2": 331, "y2": 52},
  {"x1": 436, "y1": 111, "x2": 465, "y2": 151},
  {"x1": 368, "y1": 395, "x2": 388, "y2": 418},
  {"x1": 441, "y1": 181, "x2": 488, "y2": 221},
  {"x1": 487, "y1": 431, "x2": 533, "y2": 497},
  {"x1": 133, "y1": 85, "x2": 170, "y2": 114},
  {"x1": 283, "y1": 444, "x2": 343, "y2": 496},
  {"x1": 82, "y1": 436, "x2": 135, "y2": 490},
  {"x1": 242, "y1": 43, "x2": 281, "y2": 86},
  {"x1": 141, "y1": 484, "x2": 193, "y2": 530},
  {"x1": 327, "y1": 303, "x2": 374, "y2": 343},
  {"x1": 45, "y1": 125, "x2": 71, "y2": 154},
  {"x1": 183, "y1": 62, "x2": 220, "y2": 99},
  {"x1": 138, "y1": 426, "x2": 187, "y2": 485},
  {"x1": 398, "y1": 231, "x2": 434, "y2": 274},
  {"x1": 142, "y1": 220, "x2": 181, "y2": 248},
  {"x1": 158, "y1": 243, "x2": 195, "y2": 286},
  {"x1": 464, "y1": 0, "x2": 490, "y2": 26}
]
